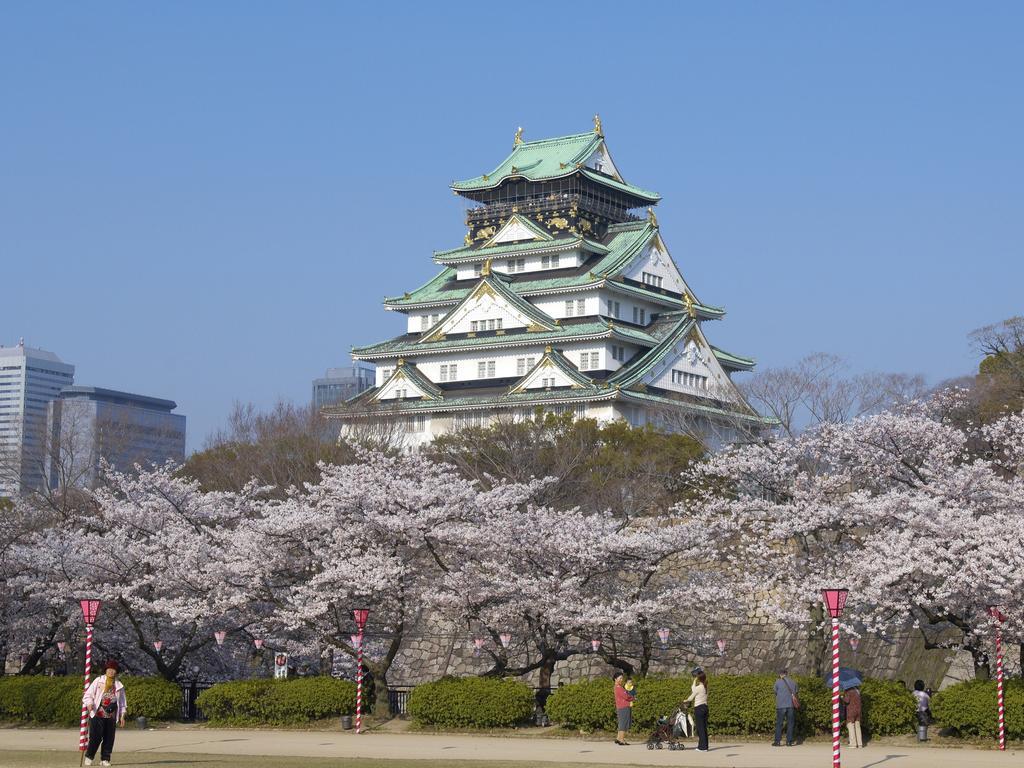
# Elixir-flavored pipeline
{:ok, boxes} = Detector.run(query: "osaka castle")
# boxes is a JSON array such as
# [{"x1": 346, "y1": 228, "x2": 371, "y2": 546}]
[{"x1": 326, "y1": 118, "x2": 769, "y2": 446}]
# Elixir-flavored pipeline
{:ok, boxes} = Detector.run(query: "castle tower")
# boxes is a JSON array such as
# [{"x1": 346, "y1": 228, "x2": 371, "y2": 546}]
[{"x1": 325, "y1": 121, "x2": 770, "y2": 445}]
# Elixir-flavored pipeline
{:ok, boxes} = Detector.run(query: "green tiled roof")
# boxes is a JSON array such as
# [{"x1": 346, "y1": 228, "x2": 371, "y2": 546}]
[
  {"x1": 353, "y1": 320, "x2": 658, "y2": 360},
  {"x1": 386, "y1": 223, "x2": 662, "y2": 308},
  {"x1": 510, "y1": 347, "x2": 593, "y2": 393},
  {"x1": 608, "y1": 314, "x2": 696, "y2": 388},
  {"x1": 711, "y1": 345, "x2": 756, "y2": 371},
  {"x1": 420, "y1": 273, "x2": 557, "y2": 343},
  {"x1": 451, "y1": 132, "x2": 660, "y2": 203},
  {"x1": 619, "y1": 389, "x2": 770, "y2": 424},
  {"x1": 372, "y1": 360, "x2": 442, "y2": 401},
  {"x1": 330, "y1": 380, "x2": 770, "y2": 425},
  {"x1": 433, "y1": 236, "x2": 608, "y2": 265},
  {"x1": 328, "y1": 383, "x2": 618, "y2": 418}
]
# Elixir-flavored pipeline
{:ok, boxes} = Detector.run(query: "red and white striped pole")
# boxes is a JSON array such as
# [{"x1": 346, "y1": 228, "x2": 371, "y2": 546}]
[
  {"x1": 352, "y1": 608, "x2": 370, "y2": 735},
  {"x1": 78, "y1": 623, "x2": 93, "y2": 754},
  {"x1": 77, "y1": 599, "x2": 101, "y2": 761},
  {"x1": 821, "y1": 589, "x2": 848, "y2": 768},
  {"x1": 989, "y1": 606, "x2": 1007, "y2": 751},
  {"x1": 829, "y1": 617, "x2": 841, "y2": 768}
]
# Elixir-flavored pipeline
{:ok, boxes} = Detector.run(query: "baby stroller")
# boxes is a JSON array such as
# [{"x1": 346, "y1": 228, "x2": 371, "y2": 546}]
[{"x1": 646, "y1": 709, "x2": 689, "y2": 750}]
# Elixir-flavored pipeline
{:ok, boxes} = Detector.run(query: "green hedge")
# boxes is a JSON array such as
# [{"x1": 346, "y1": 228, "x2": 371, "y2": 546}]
[
  {"x1": 196, "y1": 678, "x2": 356, "y2": 725},
  {"x1": 546, "y1": 675, "x2": 914, "y2": 737},
  {"x1": 931, "y1": 679, "x2": 1023, "y2": 739},
  {"x1": 0, "y1": 676, "x2": 179, "y2": 725},
  {"x1": 407, "y1": 677, "x2": 536, "y2": 728}
]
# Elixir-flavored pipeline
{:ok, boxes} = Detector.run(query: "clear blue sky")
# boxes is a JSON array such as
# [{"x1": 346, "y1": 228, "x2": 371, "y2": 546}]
[{"x1": 2, "y1": 2, "x2": 1021, "y2": 452}]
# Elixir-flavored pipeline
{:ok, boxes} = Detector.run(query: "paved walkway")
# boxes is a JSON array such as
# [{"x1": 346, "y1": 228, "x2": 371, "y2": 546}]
[{"x1": 0, "y1": 727, "x2": 1016, "y2": 767}]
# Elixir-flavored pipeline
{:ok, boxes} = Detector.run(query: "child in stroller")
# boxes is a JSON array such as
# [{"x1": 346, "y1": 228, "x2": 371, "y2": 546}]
[{"x1": 646, "y1": 708, "x2": 690, "y2": 750}]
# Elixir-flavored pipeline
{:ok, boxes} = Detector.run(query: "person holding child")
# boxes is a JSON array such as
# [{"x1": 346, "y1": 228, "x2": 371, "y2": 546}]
[{"x1": 613, "y1": 674, "x2": 636, "y2": 745}]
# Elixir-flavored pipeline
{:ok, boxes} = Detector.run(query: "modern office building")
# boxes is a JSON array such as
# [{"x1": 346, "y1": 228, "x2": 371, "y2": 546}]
[
  {"x1": 45, "y1": 386, "x2": 186, "y2": 489},
  {"x1": 312, "y1": 362, "x2": 376, "y2": 410},
  {"x1": 0, "y1": 340, "x2": 75, "y2": 497}
]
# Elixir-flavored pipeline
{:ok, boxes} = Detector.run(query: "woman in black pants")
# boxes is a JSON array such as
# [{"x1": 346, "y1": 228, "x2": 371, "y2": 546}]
[{"x1": 682, "y1": 667, "x2": 709, "y2": 752}]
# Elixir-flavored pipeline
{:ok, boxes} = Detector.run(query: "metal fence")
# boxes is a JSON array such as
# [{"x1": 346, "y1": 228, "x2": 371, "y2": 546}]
[
  {"x1": 388, "y1": 687, "x2": 412, "y2": 716},
  {"x1": 180, "y1": 681, "x2": 215, "y2": 721}
]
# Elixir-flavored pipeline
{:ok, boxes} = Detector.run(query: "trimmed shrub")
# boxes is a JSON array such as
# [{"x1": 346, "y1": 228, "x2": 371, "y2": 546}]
[
  {"x1": 545, "y1": 678, "x2": 615, "y2": 732},
  {"x1": 121, "y1": 677, "x2": 180, "y2": 721},
  {"x1": 859, "y1": 678, "x2": 916, "y2": 736},
  {"x1": 407, "y1": 677, "x2": 535, "y2": 728},
  {"x1": 196, "y1": 678, "x2": 356, "y2": 725},
  {"x1": 0, "y1": 675, "x2": 179, "y2": 725},
  {"x1": 931, "y1": 679, "x2": 1023, "y2": 739},
  {"x1": 545, "y1": 674, "x2": 911, "y2": 737}
]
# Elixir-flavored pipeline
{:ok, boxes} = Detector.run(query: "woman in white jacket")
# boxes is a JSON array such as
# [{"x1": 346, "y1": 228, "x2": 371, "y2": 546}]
[{"x1": 82, "y1": 659, "x2": 127, "y2": 766}]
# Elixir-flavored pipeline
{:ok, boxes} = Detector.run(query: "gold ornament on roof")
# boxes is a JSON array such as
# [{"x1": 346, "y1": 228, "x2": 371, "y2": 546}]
[
  {"x1": 647, "y1": 207, "x2": 659, "y2": 228},
  {"x1": 683, "y1": 291, "x2": 696, "y2": 318},
  {"x1": 464, "y1": 231, "x2": 473, "y2": 246},
  {"x1": 593, "y1": 114, "x2": 603, "y2": 136},
  {"x1": 482, "y1": 258, "x2": 492, "y2": 276},
  {"x1": 513, "y1": 126, "x2": 523, "y2": 147},
  {"x1": 545, "y1": 345, "x2": 552, "y2": 354}
]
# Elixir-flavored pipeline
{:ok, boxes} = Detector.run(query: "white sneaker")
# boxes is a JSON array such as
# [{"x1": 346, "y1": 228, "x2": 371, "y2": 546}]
[
  {"x1": 83, "y1": 760, "x2": 92, "y2": 766},
  {"x1": 101, "y1": 762, "x2": 111, "y2": 766}
]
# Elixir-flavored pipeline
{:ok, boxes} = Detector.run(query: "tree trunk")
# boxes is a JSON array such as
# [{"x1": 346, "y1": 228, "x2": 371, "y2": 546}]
[
  {"x1": 638, "y1": 627, "x2": 652, "y2": 677},
  {"x1": 807, "y1": 602, "x2": 828, "y2": 676},
  {"x1": 970, "y1": 646, "x2": 991, "y2": 681}
]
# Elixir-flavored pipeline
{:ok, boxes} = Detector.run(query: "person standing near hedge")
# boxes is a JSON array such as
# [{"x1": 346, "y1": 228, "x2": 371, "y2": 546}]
[
  {"x1": 843, "y1": 686, "x2": 863, "y2": 748},
  {"x1": 912, "y1": 680, "x2": 932, "y2": 741},
  {"x1": 682, "y1": 667, "x2": 709, "y2": 752},
  {"x1": 613, "y1": 674, "x2": 634, "y2": 745},
  {"x1": 82, "y1": 659, "x2": 126, "y2": 766},
  {"x1": 772, "y1": 669, "x2": 798, "y2": 747}
]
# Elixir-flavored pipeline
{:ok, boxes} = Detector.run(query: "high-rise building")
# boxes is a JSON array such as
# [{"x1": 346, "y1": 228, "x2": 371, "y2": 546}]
[
  {"x1": 325, "y1": 121, "x2": 771, "y2": 446},
  {"x1": 312, "y1": 362, "x2": 376, "y2": 410},
  {"x1": 45, "y1": 386, "x2": 186, "y2": 490},
  {"x1": 0, "y1": 340, "x2": 75, "y2": 497}
]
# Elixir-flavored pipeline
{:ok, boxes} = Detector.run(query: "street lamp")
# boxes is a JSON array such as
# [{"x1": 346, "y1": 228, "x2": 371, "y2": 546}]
[
  {"x1": 77, "y1": 599, "x2": 101, "y2": 759},
  {"x1": 472, "y1": 638, "x2": 485, "y2": 657},
  {"x1": 821, "y1": 589, "x2": 848, "y2": 768},
  {"x1": 716, "y1": 639, "x2": 726, "y2": 655},
  {"x1": 988, "y1": 606, "x2": 1008, "y2": 751},
  {"x1": 657, "y1": 628, "x2": 670, "y2": 650},
  {"x1": 352, "y1": 608, "x2": 370, "y2": 734},
  {"x1": 591, "y1": 638, "x2": 602, "y2": 653},
  {"x1": 499, "y1": 632, "x2": 512, "y2": 649}
]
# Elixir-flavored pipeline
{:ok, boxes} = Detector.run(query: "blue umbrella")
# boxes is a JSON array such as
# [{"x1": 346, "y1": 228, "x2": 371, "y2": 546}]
[{"x1": 824, "y1": 667, "x2": 863, "y2": 691}]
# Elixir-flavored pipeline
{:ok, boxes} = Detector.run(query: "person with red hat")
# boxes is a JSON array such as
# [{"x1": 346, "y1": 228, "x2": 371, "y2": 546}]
[{"x1": 82, "y1": 659, "x2": 126, "y2": 766}]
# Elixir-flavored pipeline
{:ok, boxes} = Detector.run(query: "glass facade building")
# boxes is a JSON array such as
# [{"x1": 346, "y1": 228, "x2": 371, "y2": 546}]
[
  {"x1": 45, "y1": 386, "x2": 186, "y2": 489},
  {"x1": 0, "y1": 341, "x2": 75, "y2": 497}
]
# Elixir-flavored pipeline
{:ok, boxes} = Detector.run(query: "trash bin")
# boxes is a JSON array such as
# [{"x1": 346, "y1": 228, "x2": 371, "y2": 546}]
[
  {"x1": 340, "y1": 715, "x2": 353, "y2": 730},
  {"x1": 136, "y1": 716, "x2": 148, "y2": 730}
]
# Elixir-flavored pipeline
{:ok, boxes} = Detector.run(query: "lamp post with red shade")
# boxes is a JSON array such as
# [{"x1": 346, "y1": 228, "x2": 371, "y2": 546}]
[
  {"x1": 821, "y1": 589, "x2": 848, "y2": 768},
  {"x1": 988, "y1": 606, "x2": 1008, "y2": 751},
  {"x1": 77, "y1": 599, "x2": 101, "y2": 760},
  {"x1": 352, "y1": 608, "x2": 370, "y2": 734}
]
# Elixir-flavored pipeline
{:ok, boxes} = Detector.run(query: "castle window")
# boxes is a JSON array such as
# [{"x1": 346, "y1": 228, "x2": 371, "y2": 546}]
[
  {"x1": 577, "y1": 299, "x2": 586, "y2": 316},
  {"x1": 516, "y1": 357, "x2": 535, "y2": 376},
  {"x1": 632, "y1": 307, "x2": 646, "y2": 325},
  {"x1": 565, "y1": 300, "x2": 574, "y2": 317},
  {"x1": 607, "y1": 300, "x2": 621, "y2": 318},
  {"x1": 477, "y1": 360, "x2": 496, "y2": 379},
  {"x1": 642, "y1": 272, "x2": 663, "y2": 289}
]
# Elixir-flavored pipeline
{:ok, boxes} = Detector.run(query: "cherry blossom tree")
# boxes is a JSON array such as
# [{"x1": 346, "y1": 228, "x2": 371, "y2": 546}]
[
  {"x1": 237, "y1": 451, "x2": 542, "y2": 713},
  {"x1": 679, "y1": 395, "x2": 1024, "y2": 678},
  {"x1": 17, "y1": 464, "x2": 261, "y2": 680}
]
